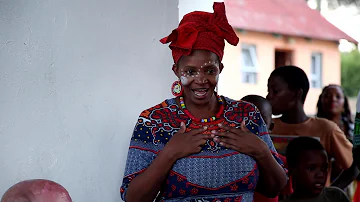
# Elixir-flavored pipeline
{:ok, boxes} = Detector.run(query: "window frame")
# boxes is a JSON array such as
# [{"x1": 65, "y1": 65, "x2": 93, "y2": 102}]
[
  {"x1": 310, "y1": 52, "x2": 323, "y2": 88},
  {"x1": 241, "y1": 43, "x2": 258, "y2": 84}
]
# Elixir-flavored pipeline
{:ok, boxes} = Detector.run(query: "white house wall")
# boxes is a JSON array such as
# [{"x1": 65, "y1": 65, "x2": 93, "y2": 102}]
[{"x1": 0, "y1": 0, "x2": 178, "y2": 201}]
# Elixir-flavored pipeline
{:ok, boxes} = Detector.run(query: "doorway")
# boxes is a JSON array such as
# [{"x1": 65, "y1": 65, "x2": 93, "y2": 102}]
[{"x1": 275, "y1": 49, "x2": 293, "y2": 68}]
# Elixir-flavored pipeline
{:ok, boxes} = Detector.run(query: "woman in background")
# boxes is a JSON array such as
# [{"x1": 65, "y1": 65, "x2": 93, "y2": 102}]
[
  {"x1": 317, "y1": 84, "x2": 354, "y2": 141},
  {"x1": 317, "y1": 84, "x2": 359, "y2": 200}
]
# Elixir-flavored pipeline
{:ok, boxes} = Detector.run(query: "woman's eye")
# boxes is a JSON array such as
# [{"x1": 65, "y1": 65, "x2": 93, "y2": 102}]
[
  {"x1": 207, "y1": 69, "x2": 215, "y2": 74},
  {"x1": 186, "y1": 70, "x2": 194, "y2": 75}
]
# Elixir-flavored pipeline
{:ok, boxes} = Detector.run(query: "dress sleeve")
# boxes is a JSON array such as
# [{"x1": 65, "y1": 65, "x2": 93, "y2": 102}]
[
  {"x1": 330, "y1": 125, "x2": 353, "y2": 169},
  {"x1": 246, "y1": 108, "x2": 287, "y2": 173},
  {"x1": 120, "y1": 113, "x2": 159, "y2": 201}
]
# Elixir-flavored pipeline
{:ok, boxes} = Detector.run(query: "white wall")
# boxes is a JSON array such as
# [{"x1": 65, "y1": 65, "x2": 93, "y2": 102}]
[{"x1": 0, "y1": 0, "x2": 178, "y2": 201}]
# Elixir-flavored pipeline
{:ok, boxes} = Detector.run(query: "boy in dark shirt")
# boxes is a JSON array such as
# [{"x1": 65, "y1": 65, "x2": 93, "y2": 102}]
[{"x1": 282, "y1": 137, "x2": 349, "y2": 202}]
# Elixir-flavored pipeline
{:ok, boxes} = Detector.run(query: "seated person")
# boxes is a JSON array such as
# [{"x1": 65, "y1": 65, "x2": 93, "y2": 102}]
[
  {"x1": 282, "y1": 136, "x2": 350, "y2": 202},
  {"x1": 1, "y1": 179, "x2": 72, "y2": 202}
]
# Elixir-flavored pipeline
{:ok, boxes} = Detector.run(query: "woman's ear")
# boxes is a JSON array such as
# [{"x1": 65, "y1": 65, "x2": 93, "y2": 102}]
[
  {"x1": 219, "y1": 63, "x2": 224, "y2": 73},
  {"x1": 172, "y1": 64, "x2": 180, "y2": 78}
]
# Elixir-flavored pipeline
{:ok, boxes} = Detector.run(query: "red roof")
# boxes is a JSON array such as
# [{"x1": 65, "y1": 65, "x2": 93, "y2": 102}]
[{"x1": 225, "y1": 0, "x2": 358, "y2": 44}]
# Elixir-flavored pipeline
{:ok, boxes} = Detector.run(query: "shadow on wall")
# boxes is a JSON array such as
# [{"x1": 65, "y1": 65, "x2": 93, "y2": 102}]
[{"x1": 1, "y1": 179, "x2": 72, "y2": 202}]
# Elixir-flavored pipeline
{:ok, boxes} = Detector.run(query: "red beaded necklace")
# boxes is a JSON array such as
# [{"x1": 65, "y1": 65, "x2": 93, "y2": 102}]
[{"x1": 179, "y1": 95, "x2": 225, "y2": 123}]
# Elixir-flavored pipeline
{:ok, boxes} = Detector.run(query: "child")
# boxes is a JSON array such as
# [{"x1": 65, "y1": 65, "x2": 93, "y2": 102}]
[
  {"x1": 1, "y1": 179, "x2": 72, "y2": 202},
  {"x1": 282, "y1": 136, "x2": 350, "y2": 202},
  {"x1": 267, "y1": 65, "x2": 355, "y2": 188},
  {"x1": 242, "y1": 95, "x2": 273, "y2": 131}
]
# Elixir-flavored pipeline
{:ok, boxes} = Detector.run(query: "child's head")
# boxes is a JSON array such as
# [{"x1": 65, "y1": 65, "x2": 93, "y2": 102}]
[
  {"x1": 1, "y1": 179, "x2": 72, "y2": 202},
  {"x1": 242, "y1": 95, "x2": 273, "y2": 130},
  {"x1": 286, "y1": 137, "x2": 328, "y2": 197},
  {"x1": 266, "y1": 66, "x2": 309, "y2": 115}
]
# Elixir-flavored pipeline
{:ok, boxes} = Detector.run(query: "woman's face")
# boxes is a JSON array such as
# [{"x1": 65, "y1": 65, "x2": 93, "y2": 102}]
[
  {"x1": 321, "y1": 86, "x2": 345, "y2": 116},
  {"x1": 173, "y1": 50, "x2": 223, "y2": 106}
]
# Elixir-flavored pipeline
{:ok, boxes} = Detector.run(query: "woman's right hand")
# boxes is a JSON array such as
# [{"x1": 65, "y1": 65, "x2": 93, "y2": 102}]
[{"x1": 162, "y1": 122, "x2": 210, "y2": 161}]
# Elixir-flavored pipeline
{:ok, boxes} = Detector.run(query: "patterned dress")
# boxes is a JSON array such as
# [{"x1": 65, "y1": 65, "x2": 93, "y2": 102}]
[{"x1": 121, "y1": 97, "x2": 285, "y2": 202}]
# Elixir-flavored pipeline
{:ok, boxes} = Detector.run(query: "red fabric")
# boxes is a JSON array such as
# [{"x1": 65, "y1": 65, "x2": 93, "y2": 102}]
[
  {"x1": 160, "y1": 2, "x2": 239, "y2": 63},
  {"x1": 354, "y1": 182, "x2": 360, "y2": 202},
  {"x1": 254, "y1": 154, "x2": 293, "y2": 202}
]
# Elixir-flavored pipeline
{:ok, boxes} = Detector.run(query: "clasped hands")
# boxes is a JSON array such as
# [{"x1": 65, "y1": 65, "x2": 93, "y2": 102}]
[{"x1": 163, "y1": 121, "x2": 269, "y2": 161}]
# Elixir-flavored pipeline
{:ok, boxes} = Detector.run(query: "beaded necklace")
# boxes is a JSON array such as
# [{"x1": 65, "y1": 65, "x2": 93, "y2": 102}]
[{"x1": 179, "y1": 95, "x2": 224, "y2": 123}]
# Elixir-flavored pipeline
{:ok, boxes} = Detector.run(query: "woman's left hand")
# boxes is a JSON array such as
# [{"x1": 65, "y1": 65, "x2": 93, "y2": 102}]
[{"x1": 211, "y1": 121, "x2": 269, "y2": 160}]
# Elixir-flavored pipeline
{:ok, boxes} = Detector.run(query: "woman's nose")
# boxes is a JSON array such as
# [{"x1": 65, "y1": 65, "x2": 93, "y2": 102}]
[{"x1": 195, "y1": 72, "x2": 208, "y2": 84}]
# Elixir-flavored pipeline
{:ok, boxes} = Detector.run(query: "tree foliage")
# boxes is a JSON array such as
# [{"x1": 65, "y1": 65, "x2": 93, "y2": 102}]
[{"x1": 341, "y1": 50, "x2": 360, "y2": 97}]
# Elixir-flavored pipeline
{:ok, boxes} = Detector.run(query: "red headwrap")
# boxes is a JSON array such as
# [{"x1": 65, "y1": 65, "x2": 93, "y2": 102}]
[{"x1": 160, "y1": 2, "x2": 239, "y2": 64}]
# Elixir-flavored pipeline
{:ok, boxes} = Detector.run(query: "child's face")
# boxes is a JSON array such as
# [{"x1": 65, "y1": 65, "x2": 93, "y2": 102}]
[
  {"x1": 259, "y1": 107, "x2": 273, "y2": 131},
  {"x1": 292, "y1": 150, "x2": 328, "y2": 197}
]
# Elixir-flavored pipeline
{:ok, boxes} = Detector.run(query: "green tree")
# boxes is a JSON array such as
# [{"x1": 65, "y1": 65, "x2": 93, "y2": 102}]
[{"x1": 341, "y1": 50, "x2": 360, "y2": 97}]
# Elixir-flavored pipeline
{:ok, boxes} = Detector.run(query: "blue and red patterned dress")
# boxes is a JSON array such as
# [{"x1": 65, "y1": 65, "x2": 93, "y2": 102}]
[{"x1": 121, "y1": 97, "x2": 286, "y2": 202}]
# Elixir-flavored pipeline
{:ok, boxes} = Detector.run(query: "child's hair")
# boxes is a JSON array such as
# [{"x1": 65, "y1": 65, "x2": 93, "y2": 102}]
[
  {"x1": 316, "y1": 84, "x2": 353, "y2": 139},
  {"x1": 270, "y1": 66, "x2": 310, "y2": 103},
  {"x1": 241, "y1": 95, "x2": 270, "y2": 110},
  {"x1": 241, "y1": 94, "x2": 272, "y2": 127},
  {"x1": 286, "y1": 136, "x2": 325, "y2": 169}
]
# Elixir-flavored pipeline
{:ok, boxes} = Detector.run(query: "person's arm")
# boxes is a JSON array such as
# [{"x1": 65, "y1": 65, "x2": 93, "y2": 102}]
[
  {"x1": 330, "y1": 125, "x2": 357, "y2": 189},
  {"x1": 124, "y1": 150, "x2": 177, "y2": 202},
  {"x1": 253, "y1": 121, "x2": 288, "y2": 197},
  {"x1": 252, "y1": 110, "x2": 288, "y2": 197},
  {"x1": 254, "y1": 147, "x2": 288, "y2": 197},
  {"x1": 331, "y1": 162, "x2": 359, "y2": 189},
  {"x1": 121, "y1": 120, "x2": 208, "y2": 202}
]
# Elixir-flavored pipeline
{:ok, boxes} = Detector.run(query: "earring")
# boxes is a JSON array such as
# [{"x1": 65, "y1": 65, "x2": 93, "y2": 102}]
[{"x1": 171, "y1": 80, "x2": 183, "y2": 97}]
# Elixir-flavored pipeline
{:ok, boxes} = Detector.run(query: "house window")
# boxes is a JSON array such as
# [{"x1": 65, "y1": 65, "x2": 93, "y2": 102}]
[
  {"x1": 241, "y1": 44, "x2": 258, "y2": 84},
  {"x1": 311, "y1": 53, "x2": 322, "y2": 88}
]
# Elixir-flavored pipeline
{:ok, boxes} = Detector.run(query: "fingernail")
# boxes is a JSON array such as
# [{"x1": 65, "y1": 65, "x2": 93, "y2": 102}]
[
  {"x1": 211, "y1": 130, "x2": 216, "y2": 134},
  {"x1": 213, "y1": 138, "x2": 219, "y2": 142},
  {"x1": 210, "y1": 134, "x2": 215, "y2": 138},
  {"x1": 218, "y1": 123, "x2": 222, "y2": 127},
  {"x1": 219, "y1": 142, "x2": 224, "y2": 146},
  {"x1": 204, "y1": 126, "x2": 208, "y2": 130},
  {"x1": 181, "y1": 122, "x2": 184, "y2": 126}
]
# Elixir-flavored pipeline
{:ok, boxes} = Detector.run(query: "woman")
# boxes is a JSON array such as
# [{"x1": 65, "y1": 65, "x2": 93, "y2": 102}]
[
  {"x1": 120, "y1": 3, "x2": 287, "y2": 202},
  {"x1": 317, "y1": 84, "x2": 359, "y2": 198},
  {"x1": 317, "y1": 84, "x2": 354, "y2": 141}
]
